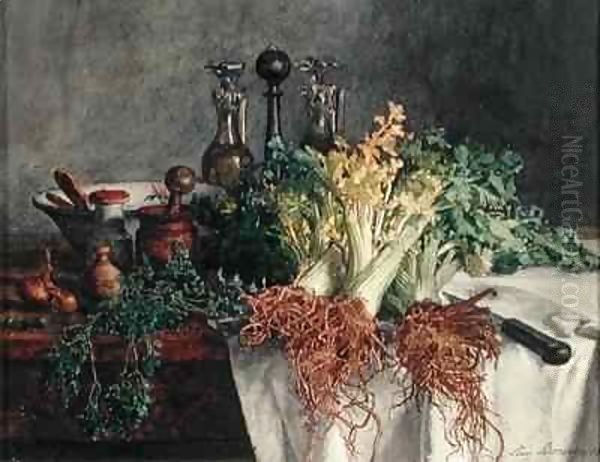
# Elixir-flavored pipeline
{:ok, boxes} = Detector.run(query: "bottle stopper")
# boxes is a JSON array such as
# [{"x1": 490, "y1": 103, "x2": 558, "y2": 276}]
[
  {"x1": 296, "y1": 56, "x2": 339, "y2": 84},
  {"x1": 256, "y1": 46, "x2": 292, "y2": 90},
  {"x1": 205, "y1": 61, "x2": 245, "y2": 88}
]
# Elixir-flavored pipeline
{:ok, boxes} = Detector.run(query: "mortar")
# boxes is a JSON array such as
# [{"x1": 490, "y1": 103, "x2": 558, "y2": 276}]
[{"x1": 32, "y1": 181, "x2": 222, "y2": 254}]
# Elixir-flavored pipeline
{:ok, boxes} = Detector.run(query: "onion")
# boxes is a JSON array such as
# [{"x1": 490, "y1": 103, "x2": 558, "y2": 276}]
[
  {"x1": 21, "y1": 277, "x2": 51, "y2": 306},
  {"x1": 49, "y1": 287, "x2": 79, "y2": 313}
]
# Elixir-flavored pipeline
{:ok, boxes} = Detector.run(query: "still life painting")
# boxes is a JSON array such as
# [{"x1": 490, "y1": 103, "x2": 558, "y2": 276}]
[{"x1": 1, "y1": 1, "x2": 598, "y2": 462}]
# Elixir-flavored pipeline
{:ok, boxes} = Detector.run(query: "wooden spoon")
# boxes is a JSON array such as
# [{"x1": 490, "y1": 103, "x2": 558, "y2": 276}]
[
  {"x1": 45, "y1": 192, "x2": 74, "y2": 209},
  {"x1": 53, "y1": 168, "x2": 88, "y2": 210}
]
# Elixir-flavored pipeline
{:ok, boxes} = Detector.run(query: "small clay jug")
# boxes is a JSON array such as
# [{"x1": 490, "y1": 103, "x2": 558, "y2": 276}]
[{"x1": 85, "y1": 245, "x2": 122, "y2": 299}]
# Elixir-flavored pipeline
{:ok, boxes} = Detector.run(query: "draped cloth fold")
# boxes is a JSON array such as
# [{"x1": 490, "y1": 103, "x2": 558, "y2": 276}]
[{"x1": 229, "y1": 265, "x2": 599, "y2": 462}]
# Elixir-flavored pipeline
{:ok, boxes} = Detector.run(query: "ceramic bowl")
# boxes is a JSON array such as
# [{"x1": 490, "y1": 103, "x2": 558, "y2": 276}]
[{"x1": 32, "y1": 181, "x2": 222, "y2": 253}]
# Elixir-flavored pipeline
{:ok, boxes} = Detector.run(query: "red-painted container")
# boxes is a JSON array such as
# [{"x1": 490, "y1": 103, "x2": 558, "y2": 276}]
[{"x1": 136, "y1": 166, "x2": 197, "y2": 264}]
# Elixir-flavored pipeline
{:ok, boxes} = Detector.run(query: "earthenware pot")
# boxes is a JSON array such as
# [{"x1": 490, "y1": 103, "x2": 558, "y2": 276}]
[
  {"x1": 84, "y1": 245, "x2": 121, "y2": 299},
  {"x1": 136, "y1": 166, "x2": 198, "y2": 265}
]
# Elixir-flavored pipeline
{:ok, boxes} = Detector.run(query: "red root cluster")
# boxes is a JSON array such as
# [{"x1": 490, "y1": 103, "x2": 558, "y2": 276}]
[
  {"x1": 241, "y1": 286, "x2": 503, "y2": 460},
  {"x1": 240, "y1": 286, "x2": 386, "y2": 451},
  {"x1": 394, "y1": 290, "x2": 503, "y2": 460}
]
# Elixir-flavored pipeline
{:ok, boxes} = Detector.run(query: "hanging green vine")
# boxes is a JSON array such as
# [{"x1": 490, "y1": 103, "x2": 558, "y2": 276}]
[{"x1": 47, "y1": 245, "x2": 250, "y2": 439}]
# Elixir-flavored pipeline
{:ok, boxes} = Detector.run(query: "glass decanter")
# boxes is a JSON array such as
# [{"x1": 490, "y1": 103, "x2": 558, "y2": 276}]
[
  {"x1": 297, "y1": 57, "x2": 346, "y2": 154},
  {"x1": 201, "y1": 61, "x2": 253, "y2": 191}
]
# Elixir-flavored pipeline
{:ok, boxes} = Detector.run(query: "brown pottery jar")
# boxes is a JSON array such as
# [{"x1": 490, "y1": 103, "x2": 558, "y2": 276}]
[
  {"x1": 85, "y1": 245, "x2": 122, "y2": 299},
  {"x1": 136, "y1": 166, "x2": 197, "y2": 265}
]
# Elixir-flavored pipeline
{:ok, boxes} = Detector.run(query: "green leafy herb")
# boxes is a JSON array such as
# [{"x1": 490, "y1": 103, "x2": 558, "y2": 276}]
[
  {"x1": 384, "y1": 129, "x2": 598, "y2": 315},
  {"x1": 48, "y1": 245, "x2": 251, "y2": 438},
  {"x1": 195, "y1": 138, "x2": 324, "y2": 285},
  {"x1": 401, "y1": 129, "x2": 598, "y2": 275}
]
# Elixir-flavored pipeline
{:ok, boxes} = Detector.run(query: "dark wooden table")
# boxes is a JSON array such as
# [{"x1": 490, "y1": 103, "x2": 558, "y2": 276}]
[{"x1": 0, "y1": 241, "x2": 254, "y2": 460}]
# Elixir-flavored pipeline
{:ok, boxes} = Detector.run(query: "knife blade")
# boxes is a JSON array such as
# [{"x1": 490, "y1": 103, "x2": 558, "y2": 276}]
[{"x1": 442, "y1": 291, "x2": 572, "y2": 366}]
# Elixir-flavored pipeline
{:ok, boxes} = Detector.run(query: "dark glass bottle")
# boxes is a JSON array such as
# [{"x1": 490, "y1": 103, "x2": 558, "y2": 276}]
[
  {"x1": 255, "y1": 46, "x2": 292, "y2": 158},
  {"x1": 201, "y1": 61, "x2": 253, "y2": 192}
]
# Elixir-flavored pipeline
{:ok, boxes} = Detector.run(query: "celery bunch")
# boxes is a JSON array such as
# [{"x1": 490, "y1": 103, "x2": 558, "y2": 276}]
[
  {"x1": 270, "y1": 103, "x2": 442, "y2": 317},
  {"x1": 382, "y1": 129, "x2": 599, "y2": 316}
]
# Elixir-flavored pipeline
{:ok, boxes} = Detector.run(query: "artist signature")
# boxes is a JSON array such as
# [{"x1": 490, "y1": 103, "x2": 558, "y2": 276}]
[{"x1": 504, "y1": 443, "x2": 600, "y2": 458}]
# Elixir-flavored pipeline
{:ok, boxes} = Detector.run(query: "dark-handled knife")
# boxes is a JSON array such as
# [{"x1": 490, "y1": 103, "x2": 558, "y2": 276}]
[{"x1": 443, "y1": 291, "x2": 572, "y2": 366}]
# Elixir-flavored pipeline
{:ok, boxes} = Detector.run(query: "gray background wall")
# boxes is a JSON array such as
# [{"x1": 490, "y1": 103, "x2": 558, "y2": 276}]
[{"x1": 1, "y1": 0, "x2": 597, "y2": 240}]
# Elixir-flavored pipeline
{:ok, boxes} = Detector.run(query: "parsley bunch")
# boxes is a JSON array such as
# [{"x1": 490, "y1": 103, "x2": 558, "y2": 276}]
[{"x1": 195, "y1": 138, "x2": 324, "y2": 286}]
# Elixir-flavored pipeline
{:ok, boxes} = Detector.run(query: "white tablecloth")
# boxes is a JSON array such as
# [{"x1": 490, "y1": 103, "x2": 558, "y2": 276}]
[{"x1": 229, "y1": 266, "x2": 599, "y2": 462}]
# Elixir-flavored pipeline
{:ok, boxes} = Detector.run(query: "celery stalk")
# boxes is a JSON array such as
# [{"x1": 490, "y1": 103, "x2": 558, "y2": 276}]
[
  {"x1": 345, "y1": 217, "x2": 429, "y2": 316},
  {"x1": 387, "y1": 236, "x2": 460, "y2": 313},
  {"x1": 345, "y1": 206, "x2": 374, "y2": 281},
  {"x1": 296, "y1": 245, "x2": 344, "y2": 296}
]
